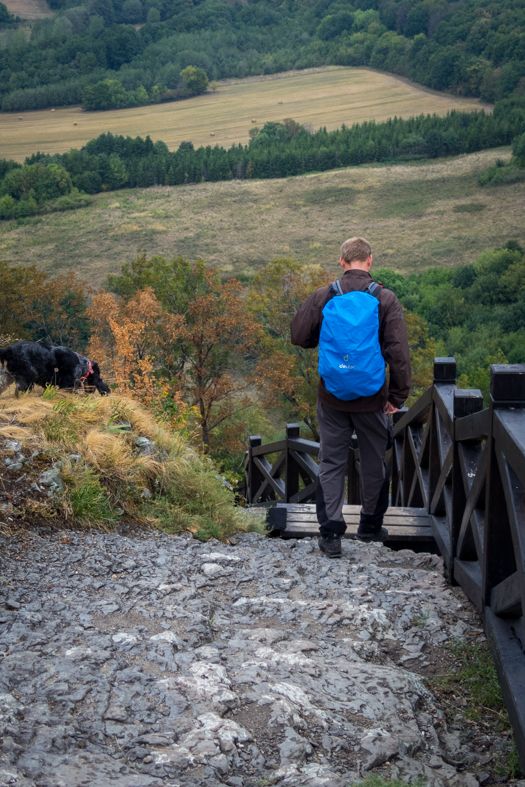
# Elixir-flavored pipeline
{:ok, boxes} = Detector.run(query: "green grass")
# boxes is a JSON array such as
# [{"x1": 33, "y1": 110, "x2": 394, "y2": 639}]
[
  {"x1": 453, "y1": 203, "x2": 487, "y2": 213},
  {"x1": 429, "y1": 638, "x2": 523, "y2": 781},
  {"x1": 449, "y1": 639, "x2": 506, "y2": 717},
  {"x1": 349, "y1": 777, "x2": 423, "y2": 787},
  {"x1": 1, "y1": 147, "x2": 523, "y2": 285},
  {"x1": 63, "y1": 463, "x2": 118, "y2": 525}
]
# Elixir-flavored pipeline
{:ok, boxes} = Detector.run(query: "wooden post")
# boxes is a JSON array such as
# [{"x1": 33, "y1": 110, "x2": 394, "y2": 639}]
[
  {"x1": 429, "y1": 358, "x2": 456, "y2": 514},
  {"x1": 483, "y1": 365, "x2": 525, "y2": 606},
  {"x1": 452, "y1": 389, "x2": 484, "y2": 563},
  {"x1": 347, "y1": 434, "x2": 360, "y2": 504},
  {"x1": 248, "y1": 435, "x2": 263, "y2": 504},
  {"x1": 433, "y1": 357, "x2": 456, "y2": 384},
  {"x1": 285, "y1": 423, "x2": 300, "y2": 503},
  {"x1": 490, "y1": 364, "x2": 525, "y2": 407},
  {"x1": 390, "y1": 407, "x2": 407, "y2": 507}
]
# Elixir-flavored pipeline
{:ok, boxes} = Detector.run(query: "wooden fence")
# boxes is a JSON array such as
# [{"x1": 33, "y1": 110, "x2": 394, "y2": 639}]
[
  {"x1": 391, "y1": 358, "x2": 525, "y2": 763},
  {"x1": 239, "y1": 358, "x2": 525, "y2": 765}
]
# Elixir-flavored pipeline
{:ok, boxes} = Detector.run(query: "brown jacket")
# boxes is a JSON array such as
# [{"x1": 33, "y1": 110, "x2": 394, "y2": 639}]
[{"x1": 290, "y1": 269, "x2": 411, "y2": 412}]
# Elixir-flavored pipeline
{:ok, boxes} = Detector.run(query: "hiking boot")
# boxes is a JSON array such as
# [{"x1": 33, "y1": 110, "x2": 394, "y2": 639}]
[
  {"x1": 318, "y1": 533, "x2": 342, "y2": 558},
  {"x1": 355, "y1": 527, "x2": 389, "y2": 543}
]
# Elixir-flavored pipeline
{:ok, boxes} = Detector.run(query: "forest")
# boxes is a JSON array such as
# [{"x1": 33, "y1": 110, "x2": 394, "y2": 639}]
[
  {"x1": 1, "y1": 243, "x2": 522, "y2": 475},
  {"x1": 0, "y1": 0, "x2": 524, "y2": 112},
  {"x1": 1, "y1": 101, "x2": 525, "y2": 220}
]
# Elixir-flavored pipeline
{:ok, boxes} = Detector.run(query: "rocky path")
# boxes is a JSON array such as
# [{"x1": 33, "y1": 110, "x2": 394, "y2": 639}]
[{"x1": 0, "y1": 528, "x2": 506, "y2": 787}]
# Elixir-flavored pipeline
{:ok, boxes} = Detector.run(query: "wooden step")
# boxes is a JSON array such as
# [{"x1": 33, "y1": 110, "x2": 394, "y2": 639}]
[{"x1": 257, "y1": 503, "x2": 434, "y2": 542}]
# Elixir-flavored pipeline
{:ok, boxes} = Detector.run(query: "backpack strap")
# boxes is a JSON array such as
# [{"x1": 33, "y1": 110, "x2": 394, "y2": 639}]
[
  {"x1": 323, "y1": 279, "x2": 343, "y2": 306},
  {"x1": 325, "y1": 279, "x2": 382, "y2": 305},
  {"x1": 365, "y1": 281, "x2": 383, "y2": 299}
]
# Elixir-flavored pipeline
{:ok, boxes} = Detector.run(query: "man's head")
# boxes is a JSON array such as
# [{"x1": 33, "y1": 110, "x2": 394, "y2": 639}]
[{"x1": 340, "y1": 237, "x2": 372, "y2": 271}]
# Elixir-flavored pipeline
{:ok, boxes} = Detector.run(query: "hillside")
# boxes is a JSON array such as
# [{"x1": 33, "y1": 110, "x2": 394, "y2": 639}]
[
  {"x1": 0, "y1": 0, "x2": 524, "y2": 113},
  {"x1": 0, "y1": 67, "x2": 488, "y2": 163},
  {"x1": 1, "y1": 147, "x2": 523, "y2": 284}
]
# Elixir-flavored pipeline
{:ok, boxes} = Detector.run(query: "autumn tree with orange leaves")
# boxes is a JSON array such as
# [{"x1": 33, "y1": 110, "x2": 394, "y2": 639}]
[
  {"x1": 99, "y1": 254, "x2": 261, "y2": 450},
  {"x1": 248, "y1": 258, "x2": 332, "y2": 441},
  {"x1": 87, "y1": 288, "x2": 186, "y2": 419}
]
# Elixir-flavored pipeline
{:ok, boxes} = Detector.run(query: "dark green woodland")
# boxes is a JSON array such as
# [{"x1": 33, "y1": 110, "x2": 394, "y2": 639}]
[{"x1": 1, "y1": 0, "x2": 524, "y2": 111}]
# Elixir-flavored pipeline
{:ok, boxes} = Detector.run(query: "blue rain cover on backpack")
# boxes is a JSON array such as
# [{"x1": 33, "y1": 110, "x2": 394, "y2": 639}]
[{"x1": 318, "y1": 281, "x2": 385, "y2": 401}]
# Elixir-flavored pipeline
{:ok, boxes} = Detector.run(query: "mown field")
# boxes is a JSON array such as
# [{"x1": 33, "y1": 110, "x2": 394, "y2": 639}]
[
  {"x1": 1, "y1": 147, "x2": 523, "y2": 284},
  {"x1": 0, "y1": 67, "x2": 489, "y2": 163},
  {"x1": 3, "y1": 0, "x2": 52, "y2": 21}
]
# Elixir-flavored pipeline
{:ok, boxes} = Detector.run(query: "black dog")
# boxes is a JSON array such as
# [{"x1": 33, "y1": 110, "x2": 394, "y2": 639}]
[
  {"x1": 0, "y1": 342, "x2": 110, "y2": 397},
  {"x1": 49, "y1": 346, "x2": 110, "y2": 395}
]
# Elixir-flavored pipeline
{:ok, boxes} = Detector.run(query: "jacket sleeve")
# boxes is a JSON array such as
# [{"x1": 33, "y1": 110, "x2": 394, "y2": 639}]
[
  {"x1": 290, "y1": 286, "x2": 329, "y2": 349},
  {"x1": 381, "y1": 293, "x2": 411, "y2": 408}
]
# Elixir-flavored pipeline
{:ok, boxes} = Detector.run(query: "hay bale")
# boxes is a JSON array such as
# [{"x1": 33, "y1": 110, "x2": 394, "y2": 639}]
[
  {"x1": 51, "y1": 108, "x2": 55, "y2": 112},
  {"x1": 278, "y1": 101, "x2": 283, "y2": 104},
  {"x1": 18, "y1": 116, "x2": 23, "y2": 120},
  {"x1": 251, "y1": 119, "x2": 257, "y2": 123},
  {"x1": 210, "y1": 132, "x2": 215, "y2": 136},
  {"x1": 73, "y1": 122, "x2": 78, "y2": 126}
]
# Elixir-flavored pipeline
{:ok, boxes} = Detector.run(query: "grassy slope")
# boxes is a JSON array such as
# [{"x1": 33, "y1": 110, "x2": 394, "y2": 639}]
[
  {"x1": 1, "y1": 147, "x2": 524, "y2": 284},
  {"x1": 0, "y1": 388, "x2": 259, "y2": 539},
  {"x1": 0, "y1": 66, "x2": 489, "y2": 163}
]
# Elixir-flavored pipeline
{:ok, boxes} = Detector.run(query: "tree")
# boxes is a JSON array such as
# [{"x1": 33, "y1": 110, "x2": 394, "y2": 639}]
[
  {"x1": 146, "y1": 7, "x2": 160, "y2": 23},
  {"x1": 317, "y1": 11, "x2": 354, "y2": 40},
  {"x1": 512, "y1": 132, "x2": 525, "y2": 168},
  {"x1": 0, "y1": 2, "x2": 18, "y2": 28},
  {"x1": 180, "y1": 65, "x2": 209, "y2": 96},
  {"x1": 82, "y1": 79, "x2": 128, "y2": 110},
  {"x1": 404, "y1": 311, "x2": 435, "y2": 405},
  {"x1": 248, "y1": 259, "x2": 332, "y2": 440},
  {"x1": 177, "y1": 268, "x2": 260, "y2": 448},
  {"x1": 122, "y1": 0, "x2": 143, "y2": 23},
  {"x1": 0, "y1": 262, "x2": 90, "y2": 348},
  {"x1": 87, "y1": 287, "x2": 185, "y2": 413},
  {"x1": 106, "y1": 254, "x2": 261, "y2": 448}
]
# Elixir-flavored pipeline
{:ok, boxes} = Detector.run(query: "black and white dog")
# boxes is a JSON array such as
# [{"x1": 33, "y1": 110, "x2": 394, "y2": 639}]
[{"x1": 0, "y1": 342, "x2": 110, "y2": 397}]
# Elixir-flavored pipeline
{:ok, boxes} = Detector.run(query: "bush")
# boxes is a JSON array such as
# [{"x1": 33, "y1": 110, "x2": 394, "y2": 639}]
[
  {"x1": 479, "y1": 166, "x2": 525, "y2": 186},
  {"x1": 180, "y1": 65, "x2": 209, "y2": 95}
]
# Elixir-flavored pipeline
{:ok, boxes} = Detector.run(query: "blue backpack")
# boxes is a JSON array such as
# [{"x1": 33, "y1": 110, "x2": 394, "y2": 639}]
[{"x1": 318, "y1": 280, "x2": 386, "y2": 401}]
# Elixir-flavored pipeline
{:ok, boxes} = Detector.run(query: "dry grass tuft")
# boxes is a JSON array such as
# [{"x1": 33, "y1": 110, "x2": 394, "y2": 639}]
[
  {"x1": 0, "y1": 388, "x2": 260, "y2": 539},
  {"x1": 0, "y1": 425, "x2": 31, "y2": 441}
]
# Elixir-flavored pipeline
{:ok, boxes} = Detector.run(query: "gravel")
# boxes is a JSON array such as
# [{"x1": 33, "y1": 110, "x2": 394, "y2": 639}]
[{"x1": 0, "y1": 528, "x2": 508, "y2": 787}]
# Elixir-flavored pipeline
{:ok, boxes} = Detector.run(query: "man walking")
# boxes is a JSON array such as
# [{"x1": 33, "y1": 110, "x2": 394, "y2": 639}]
[{"x1": 290, "y1": 237, "x2": 411, "y2": 558}]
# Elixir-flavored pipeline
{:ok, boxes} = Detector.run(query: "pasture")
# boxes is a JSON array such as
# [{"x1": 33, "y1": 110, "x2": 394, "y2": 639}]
[
  {"x1": 3, "y1": 0, "x2": 52, "y2": 21},
  {"x1": 0, "y1": 67, "x2": 489, "y2": 163},
  {"x1": 1, "y1": 148, "x2": 523, "y2": 285}
]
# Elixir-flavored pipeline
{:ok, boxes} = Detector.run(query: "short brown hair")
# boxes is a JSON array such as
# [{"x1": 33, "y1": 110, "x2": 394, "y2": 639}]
[{"x1": 340, "y1": 237, "x2": 372, "y2": 264}]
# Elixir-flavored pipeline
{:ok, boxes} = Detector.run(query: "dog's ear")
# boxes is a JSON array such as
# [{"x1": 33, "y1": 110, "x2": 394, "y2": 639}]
[{"x1": 91, "y1": 361, "x2": 101, "y2": 376}]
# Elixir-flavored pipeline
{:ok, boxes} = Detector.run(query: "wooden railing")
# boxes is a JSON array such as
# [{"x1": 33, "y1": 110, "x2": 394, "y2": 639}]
[
  {"x1": 239, "y1": 358, "x2": 525, "y2": 766},
  {"x1": 239, "y1": 424, "x2": 359, "y2": 506},
  {"x1": 391, "y1": 358, "x2": 525, "y2": 764}
]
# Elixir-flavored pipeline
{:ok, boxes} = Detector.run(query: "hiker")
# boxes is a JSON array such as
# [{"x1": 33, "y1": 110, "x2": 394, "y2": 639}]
[{"x1": 290, "y1": 237, "x2": 411, "y2": 558}]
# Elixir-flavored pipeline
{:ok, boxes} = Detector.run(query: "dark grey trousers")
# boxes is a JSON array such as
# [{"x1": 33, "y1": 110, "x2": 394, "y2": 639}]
[{"x1": 316, "y1": 401, "x2": 392, "y2": 536}]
